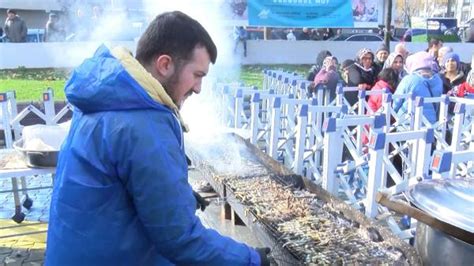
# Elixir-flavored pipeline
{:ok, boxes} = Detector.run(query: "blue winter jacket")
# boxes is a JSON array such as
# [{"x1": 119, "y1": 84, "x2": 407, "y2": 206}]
[
  {"x1": 45, "y1": 45, "x2": 261, "y2": 266},
  {"x1": 393, "y1": 71, "x2": 443, "y2": 124}
]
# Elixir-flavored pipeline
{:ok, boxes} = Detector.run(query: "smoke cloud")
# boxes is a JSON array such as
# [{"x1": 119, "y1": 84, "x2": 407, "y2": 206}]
[{"x1": 57, "y1": 0, "x2": 246, "y2": 166}]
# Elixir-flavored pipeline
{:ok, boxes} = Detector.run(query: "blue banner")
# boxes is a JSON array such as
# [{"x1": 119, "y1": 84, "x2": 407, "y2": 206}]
[{"x1": 248, "y1": 0, "x2": 354, "y2": 27}]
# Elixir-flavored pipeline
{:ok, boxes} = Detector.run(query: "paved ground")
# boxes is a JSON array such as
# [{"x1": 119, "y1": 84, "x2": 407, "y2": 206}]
[
  {"x1": 0, "y1": 173, "x2": 51, "y2": 266},
  {"x1": 0, "y1": 168, "x2": 260, "y2": 265}
]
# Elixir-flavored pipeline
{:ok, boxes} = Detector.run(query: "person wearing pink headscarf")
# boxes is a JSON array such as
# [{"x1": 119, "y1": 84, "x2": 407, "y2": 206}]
[
  {"x1": 393, "y1": 51, "x2": 443, "y2": 123},
  {"x1": 310, "y1": 56, "x2": 340, "y2": 103}
]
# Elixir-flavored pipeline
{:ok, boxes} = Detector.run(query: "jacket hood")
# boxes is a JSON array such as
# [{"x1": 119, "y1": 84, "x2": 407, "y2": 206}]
[
  {"x1": 65, "y1": 45, "x2": 189, "y2": 130},
  {"x1": 414, "y1": 71, "x2": 440, "y2": 88}
]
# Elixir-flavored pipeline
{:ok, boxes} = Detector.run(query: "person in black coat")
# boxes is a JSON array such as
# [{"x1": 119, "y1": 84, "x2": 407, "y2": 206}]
[{"x1": 344, "y1": 48, "x2": 377, "y2": 106}]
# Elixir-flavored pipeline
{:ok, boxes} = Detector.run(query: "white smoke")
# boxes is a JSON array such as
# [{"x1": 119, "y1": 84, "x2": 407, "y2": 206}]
[
  {"x1": 139, "y1": 0, "x2": 247, "y2": 167},
  {"x1": 58, "y1": 0, "x2": 246, "y2": 165},
  {"x1": 139, "y1": 1, "x2": 240, "y2": 130}
]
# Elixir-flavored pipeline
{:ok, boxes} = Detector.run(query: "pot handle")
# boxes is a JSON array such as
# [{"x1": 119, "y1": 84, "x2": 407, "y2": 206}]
[{"x1": 376, "y1": 192, "x2": 474, "y2": 245}]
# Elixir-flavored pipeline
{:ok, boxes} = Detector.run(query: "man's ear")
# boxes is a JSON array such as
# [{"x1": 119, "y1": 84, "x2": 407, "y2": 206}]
[{"x1": 154, "y1": 54, "x2": 174, "y2": 78}]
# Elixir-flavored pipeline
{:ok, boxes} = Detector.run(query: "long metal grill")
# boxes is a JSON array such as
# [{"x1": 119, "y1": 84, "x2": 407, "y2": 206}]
[
  {"x1": 225, "y1": 174, "x2": 408, "y2": 264},
  {"x1": 188, "y1": 134, "x2": 420, "y2": 265}
]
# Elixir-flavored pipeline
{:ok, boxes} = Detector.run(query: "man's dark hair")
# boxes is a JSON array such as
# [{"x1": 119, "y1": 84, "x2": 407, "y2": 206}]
[
  {"x1": 6, "y1": 9, "x2": 17, "y2": 15},
  {"x1": 136, "y1": 11, "x2": 217, "y2": 67},
  {"x1": 428, "y1": 38, "x2": 441, "y2": 48}
]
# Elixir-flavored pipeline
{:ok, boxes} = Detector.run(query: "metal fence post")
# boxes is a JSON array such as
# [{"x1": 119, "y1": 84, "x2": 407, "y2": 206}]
[
  {"x1": 366, "y1": 131, "x2": 386, "y2": 218},
  {"x1": 250, "y1": 93, "x2": 260, "y2": 145},
  {"x1": 322, "y1": 117, "x2": 342, "y2": 195},
  {"x1": 294, "y1": 104, "x2": 308, "y2": 175},
  {"x1": 234, "y1": 89, "x2": 243, "y2": 128},
  {"x1": 43, "y1": 88, "x2": 55, "y2": 125}
]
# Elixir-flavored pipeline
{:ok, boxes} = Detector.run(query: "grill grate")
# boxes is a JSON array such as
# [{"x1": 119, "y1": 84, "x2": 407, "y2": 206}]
[
  {"x1": 223, "y1": 174, "x2": 408, "y2": 264},
  {"x1": 187, "y1": 133, "x2": 421, "y2": 265}
]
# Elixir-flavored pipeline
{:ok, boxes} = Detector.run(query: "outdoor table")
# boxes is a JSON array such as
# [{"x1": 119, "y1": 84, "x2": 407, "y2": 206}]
[{"x1": 0, "y1": 149, "x2": 55, "y2": 223}]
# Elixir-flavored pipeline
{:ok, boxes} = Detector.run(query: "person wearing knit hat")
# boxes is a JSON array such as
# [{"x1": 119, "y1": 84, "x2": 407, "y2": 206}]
[
  {"x1": 393, "y1": 51, "x2": 443, "y2": 124},
  {"x1": 440, "y1": 52, "x2": 465, "y2": 94},
  {"x1": 374, "y1": 43, "x2": 389, "y2": 76},
  {"x1": 437, "y1": 46, "x2": 453, "y2": 70},
  {"x1": 442, "y1": 52, "x2": 461, "y2": 69},
  {"x1": 376, "y1": 43, "x2": 389, "y2": 61}
]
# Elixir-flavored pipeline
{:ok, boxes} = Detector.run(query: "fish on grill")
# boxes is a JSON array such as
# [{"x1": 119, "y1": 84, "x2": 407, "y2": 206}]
[{"x1": 187, "y1": 133, "x2": 421, "y2": 265}]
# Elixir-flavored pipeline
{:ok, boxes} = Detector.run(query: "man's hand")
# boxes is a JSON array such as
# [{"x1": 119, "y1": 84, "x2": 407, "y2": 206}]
[
  {"x1": 255, "y1": 247, "x2": 271, "y2": 266},
  {"x1": 193, "y1": 191, "x2": 210, "y2": 211}
]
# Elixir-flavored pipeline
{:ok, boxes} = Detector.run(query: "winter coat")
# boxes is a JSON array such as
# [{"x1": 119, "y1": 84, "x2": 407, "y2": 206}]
[
  {"x1": 344, "y1": 64, "x2": 376, "y2": 106},
  {"x1": 455, "y1": 82, "x2": 474, "y2": 98},
  {"x1": 440, "y1": 72, "x2": 465, "y2": 94},
  {"x1": 367, "y1": 79, "x2": 393, "y2": 114},
  {"x1": 312, "y1": 67, "x2": 339, "y2": 104},
  {"x1": 45, "y1": 45, "x2": 260, "y2": 266},
  {"x1": 393, "y1": 71, "x2": 443, "y2": 124},
  {"x1": 4, "y1": 16, "x2": 27, "y2": 42}
]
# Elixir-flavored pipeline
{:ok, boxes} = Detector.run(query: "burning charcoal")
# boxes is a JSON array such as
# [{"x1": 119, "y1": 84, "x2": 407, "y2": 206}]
[{"x1": 367, "y1": 227, "x2": 384, "y2": 242}]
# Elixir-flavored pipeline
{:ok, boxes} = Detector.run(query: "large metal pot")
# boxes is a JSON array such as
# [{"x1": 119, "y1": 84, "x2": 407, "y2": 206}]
[
  {"x1": 416, "y1": 222, "x2": 474, "y2": 266},
  {"x1": 408, "y1": 179, "x2": 474, "y2": 266},
  {"x1": 13, "y1": 139, "x2": 58, "y2": 168}
]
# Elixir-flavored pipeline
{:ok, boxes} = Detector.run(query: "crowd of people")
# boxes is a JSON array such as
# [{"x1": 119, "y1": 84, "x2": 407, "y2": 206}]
[
  {"x1": 307, "y1": 39, "x2": 474, "y2": 132},
  {"x1": 307, "y1": 38, "x2": 473, "y2": 124}
]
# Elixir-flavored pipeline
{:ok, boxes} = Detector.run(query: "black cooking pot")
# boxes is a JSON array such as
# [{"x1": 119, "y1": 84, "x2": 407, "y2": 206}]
[{"x1": 13, "y1": 139, "x2": 58, "y2": 168}]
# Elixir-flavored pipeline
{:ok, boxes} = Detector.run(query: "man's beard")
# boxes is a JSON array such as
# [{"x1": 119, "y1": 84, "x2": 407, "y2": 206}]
[{"x1": 161, "y1": 70, "x2": 182, "y2": 109}]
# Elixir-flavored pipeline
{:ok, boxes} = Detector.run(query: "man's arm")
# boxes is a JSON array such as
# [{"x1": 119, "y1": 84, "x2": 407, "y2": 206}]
[
  {"x1": 114, "y1": 117, "x2": 261, "y2": 266},
  {"x1": 4, "y1": 21, "x2": 9, "y2": 37}
]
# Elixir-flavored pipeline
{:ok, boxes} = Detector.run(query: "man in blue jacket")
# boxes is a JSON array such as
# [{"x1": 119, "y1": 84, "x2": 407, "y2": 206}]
[{"x1": 46, "y1": 11, "x2": 269, "y2": 266}]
